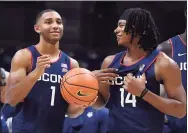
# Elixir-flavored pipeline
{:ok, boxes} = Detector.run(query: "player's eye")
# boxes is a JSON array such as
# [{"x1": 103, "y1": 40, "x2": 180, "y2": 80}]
[
  {"x1": 57, "y1": 20, "x2": 62, "y2": 24},
  {"x1": 45, "y1": 21, "x2": 52, "y2": 24},
  {"x1": 119, "y1": 24, "x2": 125, "y2": 28}
]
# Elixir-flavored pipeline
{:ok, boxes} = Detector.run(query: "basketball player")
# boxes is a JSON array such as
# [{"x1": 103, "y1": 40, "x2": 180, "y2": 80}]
[
  {"x1": 5, "y1": 9, "x2": 118, "y2": 133},
  {"x1": 97, "y1": 8, "x2": 186, "y2": 133},
  {"x1": 158, "y1": 7, "x2": 187, "y2": 133},
  {"x1": 1, "y1": 104, "x2": 14, "y2": 133},
  {"x1": 63, "y1": 105, "x2": 108, "y2": 133}
]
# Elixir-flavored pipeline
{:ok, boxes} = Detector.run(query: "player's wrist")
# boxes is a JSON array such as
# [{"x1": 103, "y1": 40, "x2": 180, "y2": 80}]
[
  {"x1": 139, "y1": 88, "x2": 149, "y2": 98},
  {"x1": 31, "y1": 69, "x2": 43, "y2": 79}
]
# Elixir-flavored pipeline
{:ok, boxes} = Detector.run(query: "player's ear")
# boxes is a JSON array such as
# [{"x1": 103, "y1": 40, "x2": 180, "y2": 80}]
[{"x1": 34, "y1": 24, "x2": 41, "y2": 34}]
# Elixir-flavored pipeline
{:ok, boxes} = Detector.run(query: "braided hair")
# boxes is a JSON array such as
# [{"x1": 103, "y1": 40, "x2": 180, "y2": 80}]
[{"x1": 120, "y1": 8, "x2": 160, "y2": 52}]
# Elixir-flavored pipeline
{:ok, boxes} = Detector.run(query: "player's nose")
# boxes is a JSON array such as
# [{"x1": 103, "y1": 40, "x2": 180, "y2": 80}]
[
  {"x1": 114, "y1": 27, "x2": 119, "y2": 34},
  {"x1": 52, "y1": 22, "x2": 59, "y2": 29}
]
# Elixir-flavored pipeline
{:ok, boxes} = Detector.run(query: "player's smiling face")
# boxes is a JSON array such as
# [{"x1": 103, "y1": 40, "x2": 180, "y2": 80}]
[
  {"x1": 114, "y1": 20, "x2": 132, "y2": 47},
  {"x1": 35, "y1": 11, "x2": 64, "y2": 43}
]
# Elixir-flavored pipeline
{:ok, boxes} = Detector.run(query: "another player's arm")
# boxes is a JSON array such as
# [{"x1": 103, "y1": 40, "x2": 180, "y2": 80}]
[
  {"x1": 69, "y1": 56, "x2": 118, "y2": 108},
  {"x1": 158, "y1": 40, "x2": 172, "y2": 58},
  {"x1": 93, "y1": 55, "x2": 116, "y2": 108},
  {"x1": 6, "y1": 49, "x2": 50, "y2": 106},
  {"x1": 143, "y1": 53, "x2": 186, "y2": 118},
  {"x1": 0, "y1": 69, "x2": 9, "y2": 103},
  {"x1": 69, "y1": 57, "x2": 79, "y2": 69}
]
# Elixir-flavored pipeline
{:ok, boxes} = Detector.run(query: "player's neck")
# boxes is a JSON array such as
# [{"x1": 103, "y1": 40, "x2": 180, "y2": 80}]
[
  {"x1": 126, "y1": 44, "x2": 147, "y2": 60},
  {"x1": 37, "y1": 39, "x2": 60, "y2": 56}
]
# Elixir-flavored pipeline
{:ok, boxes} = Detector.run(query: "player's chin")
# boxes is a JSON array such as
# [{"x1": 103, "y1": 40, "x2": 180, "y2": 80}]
[
  {"x1": 50, "y1": 36, "x2": 62, "y2": 42},
  {"x1": 117, "y1": 41, "x2": 125, "y2": 46}
]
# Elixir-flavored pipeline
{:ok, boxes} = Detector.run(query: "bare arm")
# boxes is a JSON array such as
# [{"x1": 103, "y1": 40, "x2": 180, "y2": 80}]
[
  {"x1": 93, "y1": 55, "x2": 116, "y2": 108},
  {"x1": 6, "y1": 49, "x2": 50, "y2": 106},
  {"x1": 143, "y1": 53, "x2": 186, "y2": 118},
  {"x1": 70, "y1": 57, "x2": 79, "y2": 69}
]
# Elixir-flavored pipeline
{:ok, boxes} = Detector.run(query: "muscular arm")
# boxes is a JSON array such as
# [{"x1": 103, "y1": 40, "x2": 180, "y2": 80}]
[
  {"x1": 93, "y1": 55, "x2": 115, "y2": 108},
  {"x1": 143, "y1": 53, "x2": 186, "y2": 118},
  {"x1": 6, "y1": 49, "x2": 40, "y2": 106},
  {"x1": 158, "y1": 40, "x2": 172, "y2": 58},
  {"x1": 70, "y1": 57, "x2": 79, "y2": 69}
]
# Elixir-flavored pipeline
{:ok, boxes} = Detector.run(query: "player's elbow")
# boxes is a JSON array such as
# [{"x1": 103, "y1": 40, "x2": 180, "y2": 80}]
[
  {"x1": 177, "y1": 102, "x2": 186, "y2": 118},
  {"x1": 93, "y1": 93, "x2": 109, "y2": 109},
  {"x1": 6, "y1": 88, "x2": 18, "y2": 106},
  {"x1": 177, "y1": 110, "x2": 186, "y2": 119}
]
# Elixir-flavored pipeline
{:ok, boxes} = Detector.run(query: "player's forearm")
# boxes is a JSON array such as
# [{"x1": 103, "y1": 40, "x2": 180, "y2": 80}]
[
  {"x1": 92, "y1": 95, "x2": 106, "y2": 109},
  {"x1": 92, "y1": 91, "x2": 110, "y2": 109},
  {"x1": 7, "y1": 70, "x2": 40, "y2": 106},
  {"x1": 93, "y1": 83, "x2": 110, "y2": 109},
  {"x1": 143, "y1": 90, "x2": 186, "y2": 118}
]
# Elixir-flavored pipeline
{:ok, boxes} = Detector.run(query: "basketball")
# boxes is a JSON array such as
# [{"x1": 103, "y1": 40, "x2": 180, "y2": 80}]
[{"x1": 60, "y1": 68, "x2": 99, "y2": 105}]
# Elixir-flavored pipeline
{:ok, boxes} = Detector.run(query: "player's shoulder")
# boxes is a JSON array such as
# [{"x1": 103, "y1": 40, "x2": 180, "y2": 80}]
[
  {"x1": 101, "y1": 55, "x2": 115, "y2": 69},
  {"x1": 158, "y1": 40, "x2": 170, "y2": 47},
  {"x1": 97, "y1": 107, "x2": 109, "y2": 115},
  {"x1": 103, "y1": 55, "x2": 115, "y2": 63},
  {"x1": 95, "y1": 107, "x2": 109, "y2": 121},
  {"x1": 12, "y1": 48, "x2": 32, "y2": 63},
  {"x1": 158, "y1": 39, "x2": 172, "y2": 51},
  {"x1": 155, "y1": 52, "x2": 179, "y2": 72},
  {"x1": 69, "y1": 57, "x2": 79, "y2": 69},
  {"x1": 102, "y1": 51, "x2": 124, "y2": 69}
]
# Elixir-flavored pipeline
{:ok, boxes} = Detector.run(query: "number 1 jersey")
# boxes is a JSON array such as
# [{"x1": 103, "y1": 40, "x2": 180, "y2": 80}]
[
  {"x1": 12, "y1": 45, "x2": 70, "y2": 133},
  {"x1": 106, "y1": 49, "x2": 164, "y2": 133}
]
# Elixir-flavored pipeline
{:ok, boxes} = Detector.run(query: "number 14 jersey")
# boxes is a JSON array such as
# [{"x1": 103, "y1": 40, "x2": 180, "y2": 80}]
[{"x1": 106, "y1": 49, "x2": 164, "y2": 133}]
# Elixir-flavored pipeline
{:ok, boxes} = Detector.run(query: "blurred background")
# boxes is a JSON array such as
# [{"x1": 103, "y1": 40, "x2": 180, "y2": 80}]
[{"x1": 0, "y1": 1, "x2": 186, "y2": 71}]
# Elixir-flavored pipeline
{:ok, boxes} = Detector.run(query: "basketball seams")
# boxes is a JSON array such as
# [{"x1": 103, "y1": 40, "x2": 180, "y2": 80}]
[
  {"x1": 65, "y1": 72, "x2": 98, "y2": 81},
  {"x1": 61, "y1": 68, "x2": 99, "y2": 105},
  {"x1": 61, "y1": 80, "x2": 93, "y2": 102},
  {"x1": 61, "y1": 83, "x2": 69, "y2": 104},
  {"x1": 64, "y1": 73, "x2": 98, "y2": 90},
  {"x1": 65, "y1": 78, "x2": 98, "y2": 91}
]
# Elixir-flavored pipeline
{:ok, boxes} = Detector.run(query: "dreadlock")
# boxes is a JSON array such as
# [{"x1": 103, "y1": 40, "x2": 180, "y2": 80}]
[{"x1": 120, "y1": 8, "x2": 160, "y2": 52}]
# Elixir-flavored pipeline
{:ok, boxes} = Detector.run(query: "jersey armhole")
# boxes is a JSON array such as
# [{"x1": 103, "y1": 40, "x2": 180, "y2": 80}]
[
  {"x1": 68, "y1": 57, "x2": 72, "y2": 70},
  {"x1": 107, "y1": 51, "x2": 125, "y2": 68},
  {"x1": 106, "y1": 56, "x2": 116, "y2": 68},
  {"x1": 168, "y1": 39, "x2": 174, "y2": 58}
]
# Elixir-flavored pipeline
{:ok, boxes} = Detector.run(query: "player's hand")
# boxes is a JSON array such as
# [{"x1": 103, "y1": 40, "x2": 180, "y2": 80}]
[
  {"x1": 123, "y1": 73, "x2": 146, "y2": 96},
  {"x1": 92, "y1": 68, "x2": 119, "y2": 85},
  {"x1": 34, "y1": 55, "x2": 51, "y2": 77}
]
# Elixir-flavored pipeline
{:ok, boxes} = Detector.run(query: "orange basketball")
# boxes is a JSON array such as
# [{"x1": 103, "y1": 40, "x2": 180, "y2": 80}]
[{"x1": 60, "y1": 68, "x2": 99, "y2": 106}]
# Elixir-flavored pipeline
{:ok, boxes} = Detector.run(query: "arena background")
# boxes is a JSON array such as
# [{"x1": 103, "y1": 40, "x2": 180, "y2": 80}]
[{"x1": 0, "y1": 1, "x2": 186, "y2": 71}]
